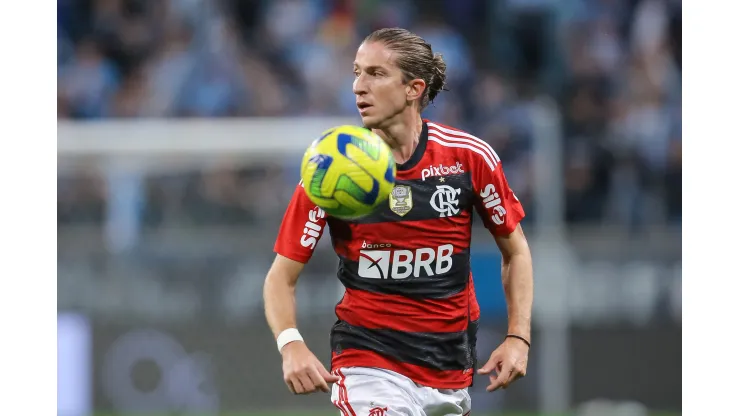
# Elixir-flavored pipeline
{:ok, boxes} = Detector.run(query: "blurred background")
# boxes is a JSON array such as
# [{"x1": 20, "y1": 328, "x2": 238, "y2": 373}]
[{"x1": 57, "y1": 0, "x2": 682, "y2": 415}]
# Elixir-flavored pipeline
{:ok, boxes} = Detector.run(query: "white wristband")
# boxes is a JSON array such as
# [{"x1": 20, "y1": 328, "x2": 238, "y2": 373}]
[{"x1": 276, "y1": 328, "x2": 304, "y2": 352}]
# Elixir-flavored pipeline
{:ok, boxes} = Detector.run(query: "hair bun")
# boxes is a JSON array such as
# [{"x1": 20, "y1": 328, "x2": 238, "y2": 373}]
[{"x1": 428, "y1": 53, "x2": 448, "y2": 102}]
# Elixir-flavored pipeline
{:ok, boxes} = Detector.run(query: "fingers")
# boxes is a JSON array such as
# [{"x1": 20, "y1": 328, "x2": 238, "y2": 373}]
[
  {"x1": 503, "y1": 361, "x2": 527, "y2": 388},
  {"x1": 477, "y1": 354, "x2": 501, "y2": 375},
  {"x1": 319, "y1": 365, "x2": 341, "y2": 384},
  {"x1": 296, "y1": 372, "x2": 315, "y2": 394},
  {"x1": 285, "y1": 363, "x2": 336, "y2": 394},
  {"x1": 486, "y1": 362, "x2": 513, "y2": 392},
  {"x1": 285, "y1": 378, "x2": 296, "y2": 394},
  {"x1": 486, "y1": 360, "x2": 527, "y2": 392},
  {"x1": 308, "y1": 367, "x2": 331, "y2": 393}
]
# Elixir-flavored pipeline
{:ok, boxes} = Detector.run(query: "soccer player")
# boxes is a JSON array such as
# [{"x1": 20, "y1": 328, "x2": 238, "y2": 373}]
[{"x1": 264, "y1": 28, "x2": 534, "y2": 416}]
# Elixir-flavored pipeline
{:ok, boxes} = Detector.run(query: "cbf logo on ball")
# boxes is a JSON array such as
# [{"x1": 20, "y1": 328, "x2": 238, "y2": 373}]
[{"x1": 421, "y1": 162, "x2": 464, "y2": 181}]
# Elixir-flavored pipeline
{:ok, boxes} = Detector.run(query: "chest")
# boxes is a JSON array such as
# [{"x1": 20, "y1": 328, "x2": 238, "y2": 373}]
[{"x1": 326, "y1": 151, "x2": 475, "y2": 254}]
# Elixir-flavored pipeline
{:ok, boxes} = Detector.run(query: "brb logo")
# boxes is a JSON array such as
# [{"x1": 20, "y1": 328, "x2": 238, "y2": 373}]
[
  {"x1": 300, "y1": 206, "x2": 326, "y2": 249},
  {"x1": 358, "y1": 244, "x2": 454, "y2": 279},
  {"x1": 479, "y1": 183, "x2": 507, "y2": 225},
  {"x1": 430, "y1": 185, "x2": 461, "y2": 217},
  {"x1": 421, "y1": 162, "x2": 464, "y2": 181}
]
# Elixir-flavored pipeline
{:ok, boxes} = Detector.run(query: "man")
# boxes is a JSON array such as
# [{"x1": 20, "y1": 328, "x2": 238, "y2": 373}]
[{"x1": 264, "y1": 28, "x2": 534, "y2": 416}]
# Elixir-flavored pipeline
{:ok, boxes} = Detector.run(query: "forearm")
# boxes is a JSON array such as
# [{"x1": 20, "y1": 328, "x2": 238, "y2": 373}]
[
  {"x1": 501, "y1": 252, "x2": 533, "y2": 338},
  {"x1": 264, "y1": 273, "x2": 299, "y2": 339}
]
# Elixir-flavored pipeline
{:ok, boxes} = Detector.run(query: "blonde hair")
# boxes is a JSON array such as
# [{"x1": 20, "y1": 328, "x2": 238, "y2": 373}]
[{"x1": 364, "y1": 27, "x2": 448, "y2": 109}]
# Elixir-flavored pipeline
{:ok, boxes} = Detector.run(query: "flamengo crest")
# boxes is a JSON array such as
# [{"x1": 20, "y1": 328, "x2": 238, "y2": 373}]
[
  {"x1": 369, "y1": 407, "x2": 388, "y2": 416},
  {"x1": 430, "y1": 185, "x2": 461, "y2": 218}
]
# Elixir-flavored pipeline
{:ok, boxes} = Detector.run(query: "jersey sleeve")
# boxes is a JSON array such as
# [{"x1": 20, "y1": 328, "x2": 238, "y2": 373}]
[
  {"x1": 273, "y1": 182, "x2": 328, "y2": 263},
  {"x1": 471, "y1": 151, "x2": 525, "y2": 236}
]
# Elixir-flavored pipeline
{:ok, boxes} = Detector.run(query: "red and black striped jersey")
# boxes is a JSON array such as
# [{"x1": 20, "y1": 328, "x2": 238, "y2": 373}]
[{"x1": 274, "y1": 120, "x2": 525, "y2": 389}]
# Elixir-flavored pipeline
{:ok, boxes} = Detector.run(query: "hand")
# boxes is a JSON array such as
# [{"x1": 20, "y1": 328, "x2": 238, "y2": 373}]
[
  {"x1": 477, "y1": 336, "x2": 530, "y2": 392},
  {"x1": 281, "y1": 341, "x2": 340, "y2": 394}
]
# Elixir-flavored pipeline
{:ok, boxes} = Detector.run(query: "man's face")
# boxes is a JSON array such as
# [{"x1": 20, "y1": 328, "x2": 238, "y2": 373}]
[{"x1": 353, "y1": 42, "x2": 409, "y2": 129}]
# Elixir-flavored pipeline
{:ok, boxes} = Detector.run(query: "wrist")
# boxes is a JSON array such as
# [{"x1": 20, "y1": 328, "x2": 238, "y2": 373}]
[
  {"x1": 507, "y1": 323, "x2": 530, "y2": 340},
  {"x1": 276, "y1": 328, "x2": 304, "y2": 353},
  {"x1": 505, "y1": 333, "x2": 531, "y2": 348}
]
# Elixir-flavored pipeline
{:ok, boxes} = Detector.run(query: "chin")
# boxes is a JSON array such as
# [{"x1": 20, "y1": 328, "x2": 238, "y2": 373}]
[{"x1": 360, "y1": 115, "x2": 382, "y2": 129}]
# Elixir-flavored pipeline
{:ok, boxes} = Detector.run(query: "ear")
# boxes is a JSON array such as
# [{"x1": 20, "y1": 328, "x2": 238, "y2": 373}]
[{"x1": 406, "y1": 79, "x2": 426, "y2": 102}]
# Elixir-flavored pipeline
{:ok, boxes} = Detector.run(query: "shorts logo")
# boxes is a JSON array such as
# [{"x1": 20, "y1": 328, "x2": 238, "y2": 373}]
[
  {"x1": 369, "y1": 406, "x2": 388, "y2": 416},
  {"x1": 389, "y1": 185, "x2": 412, "y2": 217},
  {"x1": 430, "y1": 185, "x2": 461, "y2": 218}
]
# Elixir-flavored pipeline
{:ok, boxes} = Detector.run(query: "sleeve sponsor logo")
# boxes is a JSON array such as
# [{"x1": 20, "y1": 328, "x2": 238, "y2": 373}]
[
  {"x1": 479, "y1": 184, "x2": 507, "y2": 225},
  {"x1": 299, "y1": 207, "x2": 326, "y2": 249}
]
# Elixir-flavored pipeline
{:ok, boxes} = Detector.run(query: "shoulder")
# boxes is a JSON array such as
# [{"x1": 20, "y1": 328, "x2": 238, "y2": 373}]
[{"x1": 425, "y1": 120, "x2": 501, "y2": 172}]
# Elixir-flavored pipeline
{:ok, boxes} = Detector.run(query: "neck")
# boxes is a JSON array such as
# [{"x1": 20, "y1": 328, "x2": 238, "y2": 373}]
[{"x1": 373, "y1": 112, "x2": 423, "y2": 165}]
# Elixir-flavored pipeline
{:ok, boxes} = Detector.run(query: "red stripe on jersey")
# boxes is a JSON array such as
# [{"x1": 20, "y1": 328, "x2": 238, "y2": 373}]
[
  {"x1": 332, "y1": 349, "x2": 472, "y2": 389},
  {"x1": 467, "y1": 275, "x2": 480, "y2": 321},
  {"x1": 335, "y1": 286, "x2": 471, "y2": 333}
]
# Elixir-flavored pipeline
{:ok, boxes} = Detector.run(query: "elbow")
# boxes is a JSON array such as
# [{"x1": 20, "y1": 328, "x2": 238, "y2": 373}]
[
  {"x1": 264, "y1": 268, "x2": 299, "y2": 292},
  {"x1": 501, "y1": 246, "x2": 532, "y2": 268}
]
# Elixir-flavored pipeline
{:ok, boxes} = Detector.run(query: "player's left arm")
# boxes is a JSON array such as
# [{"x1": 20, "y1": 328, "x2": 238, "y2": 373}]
[
  {"x1": 494, "y1": 224, "x2": 533, "y2": 347},
  {"x1": 470, "y1": 148, "x2": 533, "y2": 392}
]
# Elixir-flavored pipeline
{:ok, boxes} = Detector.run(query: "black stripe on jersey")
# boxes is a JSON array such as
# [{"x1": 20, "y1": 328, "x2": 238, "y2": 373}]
[
  {"x1": 467, "y1": 318, "x2": 479, "y2": 377},
  {"x1": 331, "y1": 319, "x2": 478, "y2": 371},
  {"x1": 354, "y1": 173, "x2": 474, "y2": 224},
  {"x1": 337, "y1": 251, "x2": 470, "y2": 299}
]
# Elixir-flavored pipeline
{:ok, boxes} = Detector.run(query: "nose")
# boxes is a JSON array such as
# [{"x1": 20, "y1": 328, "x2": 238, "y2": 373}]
[{"x1": 353, "y1": 74, "x2": 367, "y2": 96}]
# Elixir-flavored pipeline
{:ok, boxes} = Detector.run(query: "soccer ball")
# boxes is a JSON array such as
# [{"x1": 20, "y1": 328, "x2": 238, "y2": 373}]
[{"x1": 300, "y1": 125, "x2": 396, "y2": 219}]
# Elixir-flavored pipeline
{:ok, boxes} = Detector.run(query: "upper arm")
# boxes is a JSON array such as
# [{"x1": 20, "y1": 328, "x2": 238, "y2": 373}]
[
  {"x1": 469, "y1": 145, "x2": 526, "y2": 237},
  {"x1": 493, "y1": 224, "x2": 531, "y2": 260},
  {"x1": 273, "y1": 182, "x2": 329, "y2": 264},
  {"x1": 266, "y1": 253, "x2": 307, "y2": 287}
]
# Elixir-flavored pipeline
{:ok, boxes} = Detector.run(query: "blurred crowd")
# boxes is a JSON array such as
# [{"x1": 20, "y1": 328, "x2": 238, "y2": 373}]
[{"x1": 57, "y1": 0, "x2": 682, "y2": 229}]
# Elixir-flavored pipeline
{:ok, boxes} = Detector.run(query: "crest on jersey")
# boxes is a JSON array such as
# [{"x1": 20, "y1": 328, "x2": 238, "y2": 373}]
[
  {"x1": 369, "y1": 406, "x2": 388, "y2": 416},
  {"x1": 389, "y1": 185, "x2": 412, "y2": 217},
  {"x1": 430, "y1": 185, "x2": 461, "y2": 218}
]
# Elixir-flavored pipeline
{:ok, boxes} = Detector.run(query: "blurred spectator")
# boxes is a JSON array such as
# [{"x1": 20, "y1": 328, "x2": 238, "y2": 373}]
[
  {"x1": 58, "y1": 38, "x2": 119, "y2": 119},
  {"x1": 58, "y1": 0, "x2": 681, "y2": 230}
]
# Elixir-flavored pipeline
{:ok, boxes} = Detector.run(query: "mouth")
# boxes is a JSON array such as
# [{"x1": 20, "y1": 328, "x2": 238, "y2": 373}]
[{"x1": 357, "y1": 103, "x2": 372, "y2": 114}]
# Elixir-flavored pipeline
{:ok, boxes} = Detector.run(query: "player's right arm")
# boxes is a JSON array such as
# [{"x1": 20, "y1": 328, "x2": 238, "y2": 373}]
[{"x1": 264, "y1": 182, "x2": 339, "y2": 394}]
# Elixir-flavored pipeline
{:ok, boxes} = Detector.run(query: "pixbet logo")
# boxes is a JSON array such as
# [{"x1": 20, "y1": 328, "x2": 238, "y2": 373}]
[
  {"x1": 479, "y1": 183, "x2": 507, "y2": 225},
  {"x1": 421, "y1": 162, "x2": 464, "y2": 181},
  {"x1": 300, "y1": 207, "x2": 326, "y2": 249},
  {"x1": 358, "y1": 244, "x2": 454, "y2": 279}
]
